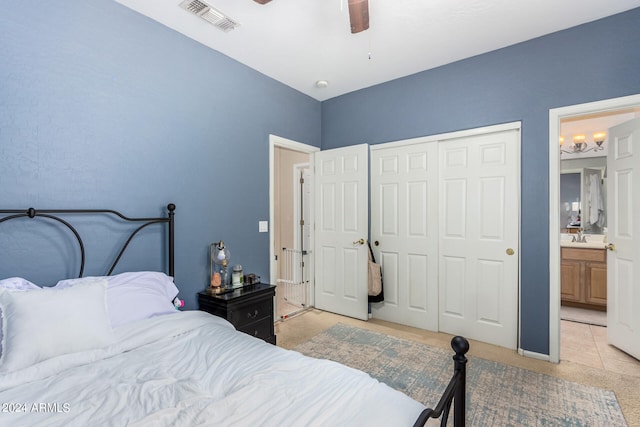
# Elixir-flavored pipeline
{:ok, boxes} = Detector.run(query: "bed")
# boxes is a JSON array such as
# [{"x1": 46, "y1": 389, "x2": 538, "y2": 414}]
[{"x1": 0, "y1": 204, "x2": 469, "y2": 427}]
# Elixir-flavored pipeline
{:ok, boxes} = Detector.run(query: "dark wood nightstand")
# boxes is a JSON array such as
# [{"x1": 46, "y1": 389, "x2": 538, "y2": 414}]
[{"x1": 198, "y1": 283, "x2": 276, "y2": 344}]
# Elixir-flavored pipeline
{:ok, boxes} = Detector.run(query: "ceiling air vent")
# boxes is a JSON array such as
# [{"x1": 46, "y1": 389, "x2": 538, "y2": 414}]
[{"x1": 179, "y1": 0, "x2": 240, "y2": 33}]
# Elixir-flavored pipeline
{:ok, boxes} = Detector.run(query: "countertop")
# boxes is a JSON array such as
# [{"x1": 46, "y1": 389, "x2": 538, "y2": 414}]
[
  {"x1": 560, "y1": 241, "x2": 607, "y2": 249},
  {"x1": 560, "y1": 234, "x2": 607, "y2": 249}
]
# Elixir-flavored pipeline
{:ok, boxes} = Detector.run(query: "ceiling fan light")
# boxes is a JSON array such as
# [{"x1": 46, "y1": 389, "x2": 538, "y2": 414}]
[{"x1": 348, "y1": 0, "x2": 369, "y2": 34}]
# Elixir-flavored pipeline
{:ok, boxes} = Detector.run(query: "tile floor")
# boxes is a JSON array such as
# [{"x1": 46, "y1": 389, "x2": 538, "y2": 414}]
[
  {"x1": 560, "y1": 305, "x2": 607, "y2": 326},
  {"x1": 561, "y1": 319, "x2": 640, "y2": 377}
]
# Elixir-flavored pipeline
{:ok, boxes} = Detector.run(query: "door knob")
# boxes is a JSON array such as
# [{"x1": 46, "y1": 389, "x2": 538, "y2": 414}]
[
  {"x1": 506, "y1": 248, "x2": 515, "y2": 256},
  {"x1": 374, "y1": 241, "x2": 379, "y2": 246},
  {"x1": 353, "y1": 238, "x2": 365, "y2": 245},
  {"x1": 607, "y1": 243, "x2": 616, "y2": 251}
]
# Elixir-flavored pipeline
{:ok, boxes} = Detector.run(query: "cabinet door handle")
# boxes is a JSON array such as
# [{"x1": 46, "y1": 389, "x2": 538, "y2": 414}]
[{"x1": 247, "y1": 309, "x2": 259, "y2": 319}]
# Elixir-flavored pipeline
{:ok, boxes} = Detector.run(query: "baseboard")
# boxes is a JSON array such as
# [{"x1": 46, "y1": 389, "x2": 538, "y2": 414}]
[{"x1": 518, "y1": 348, "x2": 551, "y2": 362}]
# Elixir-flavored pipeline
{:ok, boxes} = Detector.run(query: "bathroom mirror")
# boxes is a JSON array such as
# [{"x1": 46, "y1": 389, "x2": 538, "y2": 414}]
[{"x1": 560, "y1": 158, "x2": 606, "y2": 234}]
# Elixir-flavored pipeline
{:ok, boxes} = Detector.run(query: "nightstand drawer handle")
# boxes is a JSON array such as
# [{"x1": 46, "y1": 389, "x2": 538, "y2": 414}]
[{"x1": 247, "y1": 309, "x2": 259, "y2": 319}]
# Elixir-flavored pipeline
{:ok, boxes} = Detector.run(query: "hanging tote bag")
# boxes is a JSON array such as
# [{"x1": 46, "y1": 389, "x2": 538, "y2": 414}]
[{"x1": 367, "y1": 240, "x2": 384, "y2": 301}]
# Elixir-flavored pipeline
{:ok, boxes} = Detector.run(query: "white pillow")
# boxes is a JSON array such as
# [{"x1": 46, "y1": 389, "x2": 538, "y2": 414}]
[
  {"x1": 0, "y1": 278, "x2": 115, "y2": 373},
  {"x1": 56, "y1": 271, "x2": 179, "y2": 328},
  {"x1": 0, "y1": 278, "x2": 41, "y2": 358}
]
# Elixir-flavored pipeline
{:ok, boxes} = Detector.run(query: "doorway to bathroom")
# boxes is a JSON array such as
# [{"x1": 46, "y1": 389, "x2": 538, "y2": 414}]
[{"x1": 550, "y1": 94, "x2": 640, "y2": 369}]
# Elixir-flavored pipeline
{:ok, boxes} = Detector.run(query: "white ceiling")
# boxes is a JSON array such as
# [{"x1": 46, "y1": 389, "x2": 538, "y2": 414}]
[{"x1": 115, "y1": 0, "x2": 640, "y2": 101}]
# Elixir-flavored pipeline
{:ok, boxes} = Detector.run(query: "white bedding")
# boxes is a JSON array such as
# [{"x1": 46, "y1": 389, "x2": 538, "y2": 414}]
[{"x1": 0, "y1": 311, "x2": 425, "y2": 426}]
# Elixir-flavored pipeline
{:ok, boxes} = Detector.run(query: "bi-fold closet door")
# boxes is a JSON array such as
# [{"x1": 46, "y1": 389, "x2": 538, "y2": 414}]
[{"x1": 370, "y1": 126, "x2": 520, "y2": 349}]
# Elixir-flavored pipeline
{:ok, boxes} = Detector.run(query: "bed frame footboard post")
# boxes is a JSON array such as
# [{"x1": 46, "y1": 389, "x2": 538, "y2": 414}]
[
  {"x1": 452, "y1": 336, "x2": 469, "y2": 427},
  {"x1": 411, "y1": 336, "x2": 469, "y2": 427}
]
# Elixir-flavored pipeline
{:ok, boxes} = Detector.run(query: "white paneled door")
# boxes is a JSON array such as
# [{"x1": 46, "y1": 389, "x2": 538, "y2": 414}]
[
  {"x1": 370, "y1": 142, "x2": 439, "y2": 330},
  {"x1": 314, "y1": 144, "x2": 369, "y2": 321},
  {"x1": 607, "y1": 118, "x2": 640, "y2": 360},
  {"x1": 438, "y1": 129, "x2": 520, "y2": 349}
]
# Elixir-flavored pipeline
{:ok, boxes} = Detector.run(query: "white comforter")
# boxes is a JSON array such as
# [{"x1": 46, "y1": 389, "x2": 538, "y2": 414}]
[{"x1": 0, "y1": 311, "x2": 425, "y2": 426}]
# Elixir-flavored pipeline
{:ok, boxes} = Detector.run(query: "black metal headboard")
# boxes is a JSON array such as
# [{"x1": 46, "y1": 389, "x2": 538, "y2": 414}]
[{"x1": 0, "y1": 203, "x2": 175, "y2": 278}]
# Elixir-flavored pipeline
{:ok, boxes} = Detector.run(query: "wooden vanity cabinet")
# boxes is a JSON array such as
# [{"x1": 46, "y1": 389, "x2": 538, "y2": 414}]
[{"x1": 560, "y1": 247, "x2": 607, "y2": 310}]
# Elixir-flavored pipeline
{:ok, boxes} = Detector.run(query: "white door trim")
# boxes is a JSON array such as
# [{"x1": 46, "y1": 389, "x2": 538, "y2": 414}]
[
  {"x1": 548, "y1": 94, "x2": 640, "y2": 363},
  {"x1": 370, "y1": 121, "x2": 522, "y2": 151},
  {"x1": 268, "y1": 134, "x2": 319, "y2": 287}
]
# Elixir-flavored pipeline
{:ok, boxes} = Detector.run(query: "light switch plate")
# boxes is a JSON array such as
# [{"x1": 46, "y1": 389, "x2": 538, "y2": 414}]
[{"x1": 259, "y1": 221, "x2": 268, "y2": 233}]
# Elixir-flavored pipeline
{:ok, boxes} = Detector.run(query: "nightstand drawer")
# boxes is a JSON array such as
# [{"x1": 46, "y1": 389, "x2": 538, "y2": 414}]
[
  {"x1": 237, "y1": 317, "x2": 273, "y2": 340},
  {"x1": 230, "y1": 298, "x2": 272, "y2": 328}
]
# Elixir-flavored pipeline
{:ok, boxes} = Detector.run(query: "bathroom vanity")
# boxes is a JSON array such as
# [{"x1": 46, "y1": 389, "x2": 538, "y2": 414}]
[{"x1": 560, "y1": 243, "x2": 607, "y2": 310}]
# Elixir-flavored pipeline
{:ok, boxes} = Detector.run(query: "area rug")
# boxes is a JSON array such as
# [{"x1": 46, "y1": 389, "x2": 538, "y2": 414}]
[{"x1": 293, "y1": 323, "x2": 627, "y2": 426}]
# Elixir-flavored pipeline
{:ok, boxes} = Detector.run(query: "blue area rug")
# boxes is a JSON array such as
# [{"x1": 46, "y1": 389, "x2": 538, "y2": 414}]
[{"x1": 293, "y1": 323, "x2": 627, "y2": 426}]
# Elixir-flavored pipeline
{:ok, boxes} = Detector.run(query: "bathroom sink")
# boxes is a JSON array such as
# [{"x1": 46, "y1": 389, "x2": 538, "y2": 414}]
[{"x1": 560, "y1": 234, "x2": 607, "y2": 249}]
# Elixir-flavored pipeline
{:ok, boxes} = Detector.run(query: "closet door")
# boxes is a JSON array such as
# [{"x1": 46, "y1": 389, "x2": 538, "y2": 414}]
[
  {"x1": 370, "y1": 141, "x2": 439, "y2": 331},
  {"x1": 438, "y1": 129, "x2": 520, "y2": 349}
]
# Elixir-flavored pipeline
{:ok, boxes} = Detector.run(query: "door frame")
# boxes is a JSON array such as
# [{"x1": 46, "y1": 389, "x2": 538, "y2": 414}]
[
  {"x1": 268, "y1": 134, "x2": 319, "y2": 287},
  {"x1": 548, "y1": 93, "x2": 640, "y2": 363}
]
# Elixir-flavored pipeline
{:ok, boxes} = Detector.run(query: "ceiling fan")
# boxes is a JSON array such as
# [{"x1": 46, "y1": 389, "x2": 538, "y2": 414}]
[{"x1": 252, "y1": 0, "x2": 369, "y2": 34}]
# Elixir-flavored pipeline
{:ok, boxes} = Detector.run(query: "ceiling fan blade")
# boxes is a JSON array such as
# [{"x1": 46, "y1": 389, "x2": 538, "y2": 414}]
[
  {"x1": 253, "y1": 0, "x2": 272, "y2": 4},
  {"x1": 348, "y1": 0, "x2": 369, "y2": 34}
]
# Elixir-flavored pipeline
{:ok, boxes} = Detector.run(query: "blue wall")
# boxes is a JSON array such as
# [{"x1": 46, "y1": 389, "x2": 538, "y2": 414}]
[
  {"x1": 321, "y1": 8, "x2": 640, "y2": 354},
  {"x1": 0, "y1": 1, "x2": 321, "y2": 308},
  {"x1": 1, "y1": 0, "x2": 639, "y2": 355}
]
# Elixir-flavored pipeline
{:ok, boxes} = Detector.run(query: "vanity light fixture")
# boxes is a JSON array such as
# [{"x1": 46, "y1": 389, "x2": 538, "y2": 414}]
[
  {"x1": 572, "y1": 134, "x2": 586, "y2": 152},
  {"x1": 592, "y1": 131, "x2": 606, "y2": 145},
  {"x1": 560, "y1": 131, "x2": 606, "y2": 156}
]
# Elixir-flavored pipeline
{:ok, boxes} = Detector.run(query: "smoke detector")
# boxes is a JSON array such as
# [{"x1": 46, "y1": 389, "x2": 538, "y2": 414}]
[{"x1": 180, "y1": 0, "x2": 240, "y2": 33}]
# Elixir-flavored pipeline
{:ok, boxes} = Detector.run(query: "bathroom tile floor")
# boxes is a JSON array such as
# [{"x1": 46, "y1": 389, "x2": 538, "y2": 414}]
[{"x1": 561, "y1": 319, "x2": 640, "y2": 377}]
